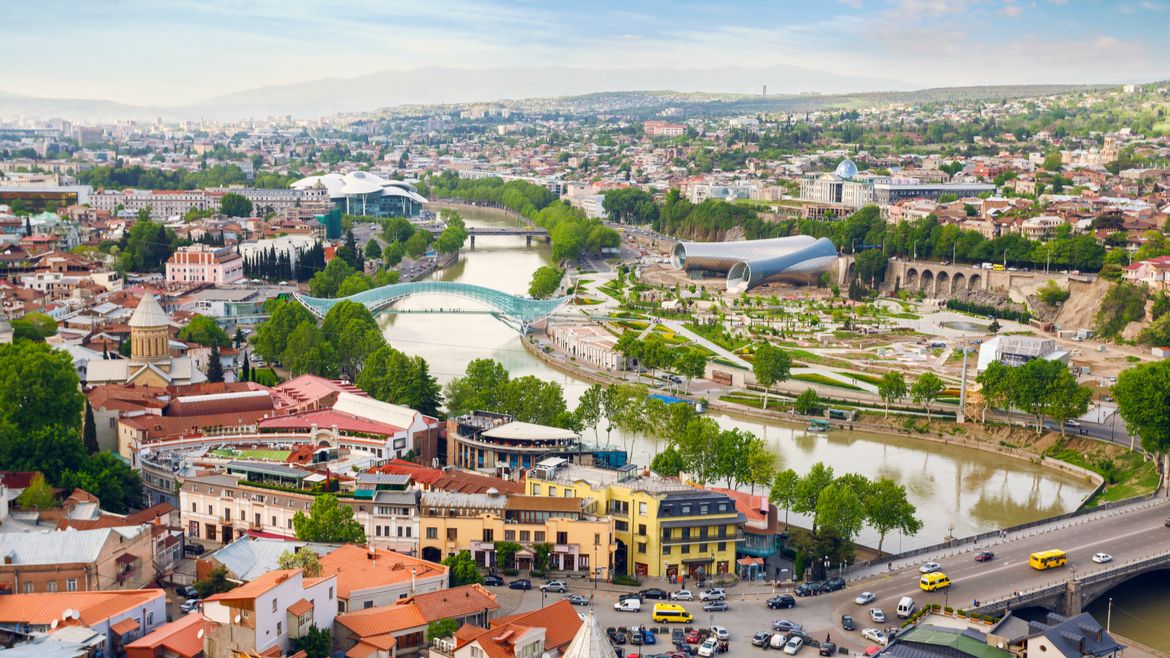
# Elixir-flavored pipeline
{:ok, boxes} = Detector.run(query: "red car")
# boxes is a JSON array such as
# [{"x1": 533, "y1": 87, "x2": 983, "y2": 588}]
[
  {"x1": 687, "y1": 630, "x2": 702, "y2": 644},
  {"x1": 975, "y1": 551, "x2": 995, "y2": 562}
]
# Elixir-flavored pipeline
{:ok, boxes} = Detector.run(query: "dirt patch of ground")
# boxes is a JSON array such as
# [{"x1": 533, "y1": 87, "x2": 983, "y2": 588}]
[
  {"x1": 1026, "y1": 295, "x2": 1060, "y2": 323},
  {"x1": 950, "y1": 287, "x2": 1031, "y2": 315},
  {"x1": 1053, "y1": 278, "x2": 1111, "y2": 331}
]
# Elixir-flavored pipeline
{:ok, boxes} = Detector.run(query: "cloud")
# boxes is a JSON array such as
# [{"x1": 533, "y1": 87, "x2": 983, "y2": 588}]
[{"x1": 998, "y1": 5, "x2": 1024, "y2": 15}]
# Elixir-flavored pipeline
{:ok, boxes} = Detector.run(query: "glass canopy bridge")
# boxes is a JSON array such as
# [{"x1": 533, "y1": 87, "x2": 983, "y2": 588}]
[{"x1": 294, "y1": 281, "x2": 575, "y2": 330}]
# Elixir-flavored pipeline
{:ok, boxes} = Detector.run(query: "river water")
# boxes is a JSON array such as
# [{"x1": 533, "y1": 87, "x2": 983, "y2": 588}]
[{"x1": 378, "y1": 207, "x2": 1096, "y2": 552}]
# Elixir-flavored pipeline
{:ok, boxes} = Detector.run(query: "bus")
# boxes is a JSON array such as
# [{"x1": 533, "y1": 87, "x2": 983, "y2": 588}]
[
  {"x1": 992, "y1": 264, "x2": 1005, "y2": 271},
  {"x1": 1029, "y1": 550, "x2": 1067, "y2": 570}
]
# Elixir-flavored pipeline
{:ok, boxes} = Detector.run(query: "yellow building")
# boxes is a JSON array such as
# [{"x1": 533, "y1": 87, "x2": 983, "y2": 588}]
[
  {"x1": 525, "y1": 459, "x2": 744, "y2": 579},
  {"x1": 417, "y1": 491, "x2": 616, "y2": 580}
]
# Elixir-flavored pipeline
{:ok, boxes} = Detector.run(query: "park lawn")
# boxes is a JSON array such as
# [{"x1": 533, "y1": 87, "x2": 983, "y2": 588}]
[
  {"x1": 211, "y1": 449, "x2": 291, "y2": 461},
  {"x1": 720, "y1": 393, "x2": 791, "y2": 412},
  {"x1": 790, "y1": 372, "x2": 864, "y2": 391},
  {"x1": 850, "y1": 372, "x2": 884, "y2": 387}
]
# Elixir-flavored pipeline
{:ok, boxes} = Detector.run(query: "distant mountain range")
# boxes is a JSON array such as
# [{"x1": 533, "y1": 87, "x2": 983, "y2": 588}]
[{"x1": 0, "y1": 65, "x2": 913, "y2": 123}]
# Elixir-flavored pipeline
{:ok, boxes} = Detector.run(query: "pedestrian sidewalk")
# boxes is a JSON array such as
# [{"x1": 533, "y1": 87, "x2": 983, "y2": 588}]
[{"x1": 846, "y1": 494, "x2": 1169, "y2": 582}]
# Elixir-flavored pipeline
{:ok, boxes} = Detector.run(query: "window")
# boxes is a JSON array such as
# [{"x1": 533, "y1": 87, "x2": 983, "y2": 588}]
[
  {"x1": 271, "y1": 516, "x2": 276, "y2": 527},
  {"x1": 681, "y1": 505, "x2": 691, "y2": 515},
  {"x1": 663, "y1": 544, "x2": 671, "y2": 555},
  {"x1": 110, "y1": 417, "x2": 116, "y2": 428},
  {"x1": 556, "y1": 532, "x2": 568, "y2": 544},
  {"x1": 639, "y1": 502, "x2": 647, "y2": 515},
  {"x1": 505, "y1": 530, "x2": 515, "y2": 541},
  {"x1": 147, "y1": 612, "x2": 154, "y2": 626},
  {"x1": 209, "y1": 488, "x2": 216, "y2": 495},
  {"x1": 273, "y1": 598, "x2": 278, "y2": 612},
  {"x1": 191, "y1": 503, "x2": 197, "y2": 512},
  {"x1": 681, "y1": 528, "x2": 690, "y2": 539},
  {"x1": 548, "y1": 487, "x2": 556, "y2": 497},
  {"x1": 638, "y1": 542, "x2": 647, "y2": 554},
  {"x1": 66, "y1": 579, "x2": 77, "y2": 592},
  {"x1": 534, "y1": 531, "x2": 545, "y2": 542},
  {"x1": 364, "y1": 601, "x2": 374, "y2": 609},
  {"x1": 718, "y1": 503, "x2": 728, "y2": 513},
  {"x1": 638, "y1": 524, "x2": 647, "y2": 536},
  {"x1": 700, "y1": 543, "x2": 708, "y2": 553},
  {"x1": 47, "y1": 580, "x2": 57, "y2": 593},
  {"x1": 426, "y1": 527, "x2": 437, "y2": 539},
  {"x1": 532, "y1": 485, "x2": 540, "y2": 496},
  {"x1": 681, "y1": 544, "x2": 690, "y2": 554},
  {"x1": 718, "y1": 542, "x2": 726, "y2": 551},
  {"x1": 700, "y1": 504, "x2": 708, "y2": 515},
  {"x1": 615, "y1": 520, "x2": 628, "y2": 532},
  {"x1": 242, "y1": 610, "x2": 249, "y2": 618},
  {"x1": 329, "y1": 587, "x2": 334, "y2": 600},
  {"x1": 661, "y1": 506, "x2": 672, "y2": 516},
  {"x1": 276, "y1": 621, "x2": 282, "y2": 636},
  {"x1": 24, "y1": 583, "x2": 32, "y2": 593},
  {"x1": 483, "y1": 529, "x2": 493, "y2": 542},
  {"x1": 288, "y1": 519, "x2": 293, "y2": 529},
  {"x1": 376, "y1": 525, "x2": 383, "y2": 537},
  {"x1": 207, "y1": 504, "x2": 214, "y2": 515},
  {"x1": 718, "y1": 526, "x2": 727, "y2": 538},
  {"x1": 594, "y1": 533, "x2": 600, "y2": 545},
  {"x1": 700, "y1": 527, "x2": 708, "y2": 539},
  {"x1": 447, "y1": 528, "x2": 458, "y2": 541},
  {"x1": 519, "y1": 530, "x2": 530, "y2": 542}
]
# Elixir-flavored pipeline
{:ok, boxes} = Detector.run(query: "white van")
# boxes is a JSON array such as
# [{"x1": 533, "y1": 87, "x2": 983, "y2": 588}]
[
  {"x1": 614, "y1": 598, "x2": 641, "y2": 612},
  {"x1": 897, "y1": 596, "x2": 916, "y2": 619}
]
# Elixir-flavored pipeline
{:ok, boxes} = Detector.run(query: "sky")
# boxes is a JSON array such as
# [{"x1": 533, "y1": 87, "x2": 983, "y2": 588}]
[{"x1": 5, "y1": 0, "x2": 1169, "y2": 106}]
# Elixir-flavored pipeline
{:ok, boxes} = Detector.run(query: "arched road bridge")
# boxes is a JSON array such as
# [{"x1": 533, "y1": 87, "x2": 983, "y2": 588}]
[
  {"x1": 294, "y1": 281, "x2": 574, "y2": 329},
  {"x1": 425, "y1": 226, "x2": 550, "y2": 245}
]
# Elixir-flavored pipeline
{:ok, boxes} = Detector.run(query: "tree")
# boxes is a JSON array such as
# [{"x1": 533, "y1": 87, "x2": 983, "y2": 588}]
[
  {"x1": 291, "y1": 626, "x2": 332, "y2": 658},
  {"x1": 57, "y1": 451, "x2": 145, "y2": 514},
  {"x1": 1113, "y1": 361, "x2": 1170, "y2": 490},
  {"x1": 253, "y1": 298, "x2": 317, "y2": 363},
  {"x1": 220, "y1": 192, "x2": 254, "y2": 218},
  {"x1": 365, "y1": 239, "x2": 383, "y2": 260},
  {"x1": 17, "y1": 473, "x2": 55, "y2": 510},
  {"x1": 910, "y1": 372, "x2": 943, "y2": 421},
  {"x1": 877, "y1": 372, "x2": 907, "y2": 418},
  {"x1": 528, "y1": 266, "x2": 563, "y2": 299},
  {"x1": 493, "y1": 541, "x2": 522, "y2": 569},
  {"x1": 976, "y1": 361, "x2": 1015, "y2": 421},
  {"x1": 442, "y1": 550, "x2": 485, "y2": 586},
  {"x1": 83, "y1": 402, "x2": 99, "y2": 454},
  {"x1": 427, "y1": 618, "x2": 460, "y2": 643},
  {"x1": 752, "y1": 343, "x2": 792, "y2": 410},
  {"x1": 794, "y1": 388, "x2": 821, "y2": 415},
  {"x1": 0, "y1": 342, "x2": 85, "y2": 432},
  {"x1": 815, "y1": 483, "x2": 865, "y2": 546},
  {"x1": 1043, "y1": 152, "x2": 1063, "y2": 172},
  {"x1": 988, "y1": 318, "x2": 1001, "y2": 334},
  {"x1": 532, "y1": 543, "x2": 553, "y2": 571},
  {"x1": 575, "y1": 384, "x2": 604, "y2": 442},
  {"x1": 794, "y1": 462, "x2": 835, "y2": 535},
  {"x1": 292, "y1": 494, "x2": 366, "y2": 543},
  {"x1": 193, "y1": 566, "x2": 237, "y2": 599},
  {"x1": 1012, "y1": 359, "x2": 1064, "y2": 431},
  {"x1": 854, "y1": 249, "x2": 889, "y2": 286},
  {"x1": 207, "y1": 341, "x2": 224, "y2": 383},
  {"x1": 177, "y1": 315, "x2": 230, "y2": 346},
  {"x1": 1037, "y1": 279, "x2": 1069, "y2": 305},
  {"x1": 675, "y1": 350, "x2": 708, "y2": 392},
  {"x1": 1045, "y1": 374, "x2": 1092, "y2": 436},
  {"x1": 769, "y1": 468, "x2": 800, "y2": 529},
  {"x1": 277, "y1": 547, "x2": 323, "y2": 577},
  {"x1": 865, "y1": 478, "x2": 922, "y2": 556},
  {"x1": 614, "y1": 335, "x2": 643, "y2": 381},
  {"x1": 649, "y1": 445, "x2": 687, "y2": 477},
  {"x1": 404, "y1": 230, "x2": 430, "y2": 258}
]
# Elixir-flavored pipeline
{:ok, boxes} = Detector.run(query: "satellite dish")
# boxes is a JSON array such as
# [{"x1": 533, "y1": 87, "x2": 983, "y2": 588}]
[
  {"x1": 198, "y1": 629, "x2": 204, "y2": 639},
  {"x1": 234, "y1": 615, "x2": 241, "y2": 624},
  {"x1": 62, "y1": 610, "x2": 70, "y2": 621},
  {"x1": 998, "y1": 643, "x2": 1004, "y2": 649},
  {"x1": 72, "y1": 610, "x2": 80, "y2": 620},
  {"x1": 51, "y1": 620, "x2": 58, "y2": 629}
]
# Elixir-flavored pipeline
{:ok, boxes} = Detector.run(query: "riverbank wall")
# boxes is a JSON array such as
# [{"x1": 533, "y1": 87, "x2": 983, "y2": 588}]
[{"x1": 429, "y1": 199, "x2": 526, "y2": 222}]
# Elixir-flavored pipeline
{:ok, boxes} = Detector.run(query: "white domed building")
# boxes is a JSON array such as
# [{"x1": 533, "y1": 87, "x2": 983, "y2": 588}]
[
  {"x1": 291, "y1": 172, "x2": 427, "y2": 218},
  {"x1": 799, "y1": 157, "x2": 878, "y2": 208}
]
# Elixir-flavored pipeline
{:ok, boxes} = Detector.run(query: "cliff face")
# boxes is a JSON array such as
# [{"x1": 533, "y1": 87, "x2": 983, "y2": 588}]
[{"x1": 1053, "y1": 278, "x2": 1111, "y2": 332}]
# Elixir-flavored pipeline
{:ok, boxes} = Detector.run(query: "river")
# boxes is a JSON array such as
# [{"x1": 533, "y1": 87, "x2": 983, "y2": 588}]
[{"x1": 378, "y1": 206, "x2": 1096, "y2": 551}]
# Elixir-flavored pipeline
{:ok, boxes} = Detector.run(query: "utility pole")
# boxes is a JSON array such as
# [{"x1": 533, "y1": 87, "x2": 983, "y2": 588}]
[
  {"x1": 958, "y1": 339, "x2": 969, "y2": 424},
  {"x1": 1107, "y1": 598, "x2": 1112, "y2": 632}
]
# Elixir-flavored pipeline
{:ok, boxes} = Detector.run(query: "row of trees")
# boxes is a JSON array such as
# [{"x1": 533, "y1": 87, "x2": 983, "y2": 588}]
[
  {"x1": 614, "y1": 334, "x2": 709, "y2": 391},
  {"x1": 976, "y1": 359, "x2": 1092, "y2": 433},
  {"x1": 443, "y1": 359, "x2": 578, "y2": 430},
  {"x1": 78, "y1": 163, "x2": 298, "y2": 191},
  {"x1": 307, "y1": 254, "x2": 399, "y2": 299}
]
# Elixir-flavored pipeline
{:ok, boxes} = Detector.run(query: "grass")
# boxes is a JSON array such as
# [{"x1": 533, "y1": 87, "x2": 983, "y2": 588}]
[
  {"x1": 711, "y1": 357, "x2": 749, "y2": 371},
  {"x1": 720, "y1": 393, "x2": 791, "y2": 411},
  {"x1": 850, "y1": 372, "x2": 884, "y2": 387},
  {"x1": 790, "y1": 373, "x2": 865, "y2": 391},
  {"x1": 1048, "y1": 446, "x2": 1161, "y2": 505},
  {"x1": 211, "y1": 449, "x2": 291, "y2": 461}
]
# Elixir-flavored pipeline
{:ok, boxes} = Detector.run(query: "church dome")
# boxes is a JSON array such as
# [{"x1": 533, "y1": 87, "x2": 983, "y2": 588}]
[
  {"x1": 129, "y1": 292, "x2": 169, "y2": 329},
  {"x1": 834, "y1": 159, "x2": 858, "y2": 179}
]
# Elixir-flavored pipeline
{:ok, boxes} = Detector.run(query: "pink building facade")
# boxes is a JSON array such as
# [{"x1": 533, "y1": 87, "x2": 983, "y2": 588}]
[{"x1": 165, "y1": 244, "x2": 243, "y2": 285}]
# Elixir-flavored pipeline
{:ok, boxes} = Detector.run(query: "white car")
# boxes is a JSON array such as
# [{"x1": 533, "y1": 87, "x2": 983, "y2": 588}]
[
  {"x1": 855, "y1": 591, "x2": 876, "y2": 605},
  {"x1": 671, "y1": 589, "x2": 694, "y2": 601},
  {"x1": 700, "y1": 588, "x2": 726, "y2": 602},
  {"x1": 862, "y1": 629, "x2": 888, "y2": 646},
  {"x1": 698, "y1": 638, "x2": 719, "y2": 657},
  {"x1": 784, "y1": 636, "x2": 804, "y2": 655},
  {"x1": 541, "y1": 581, "x2": 567, "y2": 593},
  {"x1": 1092, "y1": 553, "x2": 1113, "y2": 563},
  {"x1": 180, "y1": 599, "x2": 199, "y2": 613},
  {"x1": 870, "y1": 608, "x2": 885, "y2": 623},
  {"x1": 919, "y1": 562, "x2": 941, "y2": 574},
  {"x1": 711, "y1": 626, "x2": 730, "y2": 641}
]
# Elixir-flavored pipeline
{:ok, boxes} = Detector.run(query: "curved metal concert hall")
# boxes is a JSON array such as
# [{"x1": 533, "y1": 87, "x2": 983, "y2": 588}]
[{"x1": 671, "y1": 235, "x2": 839, "y2": 292}]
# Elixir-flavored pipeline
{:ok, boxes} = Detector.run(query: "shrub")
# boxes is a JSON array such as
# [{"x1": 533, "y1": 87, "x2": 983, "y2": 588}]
[
  {"x1": 613, "y1": 575, "x2": 640, "y2": 586},
  {"x1": 983, "y1": 615, "x2": 994, "y2": 622},
  {"x1": 931, "y1": 603, "x2": 941, "y2": 611},
  {"x1": 957, "y1": 609, "x2": 966, "y2": 617},
  {"x1": 503, "y1": 569, "x2": 518, "y2": 577},
  {"x1": 946, "y1": 298, "x2": 1031, "y2": 324},
  {"x1": 944, "y1": 607, "x2": 954, "y2": 613},
  {"x1": 530, "y1": 570, "x2": 546, "y2": 578}
]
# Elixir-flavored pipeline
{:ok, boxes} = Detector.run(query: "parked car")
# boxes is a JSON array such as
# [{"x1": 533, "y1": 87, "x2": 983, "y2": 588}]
[
  {"x1": 607, "y1": 628, "x2": 626, "y2": 644},
  {"x1": 700, "y1": 588, "x2": 726, "y2": 602},
  {"x1": 541, "y1": 580, "x2": 568, "y2": 593},
  {"x1": 771, "y1": 634, "x2": 789, "y2": 650},
  {"x1": 767, "y1": 595, "x2": 796, "y2": 609},
  {"x1": 773, "y1": 619, "x2": 802, "y2": 631},
  {"x1": 640, "y1": 588, "x2": 669, "y2": 600},
  {"x1": 177, "y1": 586, "x2": 198, "y2": 600},
  {"x1": 854, "y1": 592, "x2": 876, "y2": 605},
  {"x1": 703, "y1": 601, "x2": 728, "y2": 612},
  {"x1": 671, "y1": 589, "x2": 694, "y2": 601},
  {"x1": 672, "y1": 629, "x2": 686, "y2": 645},
  {"x1": 180, "y1": 599, "x2": 199, "y2": 613},
  {"x1": 1092, "y1": 553, "x2": 1113, "y2": 563},
  {"x1": 753, "y1": 631, "x2": 773, "y2": 647},
  {"x1": 919, "y1": 562, "x2": 941, "y2": 574},
  {"x1": 483, "y1": 575, "x2": 505, "y2": 586},
  {"x1": 975, "y1": 551, "x2": 995, "y2": 562},
  {"x1": 509, "y1": 579, "x2": 531, "y2": 590},
  {"x1": 711, "y1": 626, "x2": 729, "y2": 642},
  {"x1": 820, "y1": 643, "x2": 837, "y2": 656},
  {"x1": 629, "y1": 628, "x2": 643, "y2": 645},
  {"x1": 183, "y1": 543, "x2": 205, "y2": 556},
  {"x1": 870, "y1": 608, "x2": 885, "y2": 623},
  {"x1": 687, "y1": 629, "x2": 702, "y2": 644},
  {"x1": 566, "y1": 594, "x2": 590, "y2": 605},
  {"x1": 643, "y1": 629, "x2": 656, "y2": 645},
  {"x1": 823, "y1": 577, "x2": 846, "y2": 592},
  {"x1": 862, "y1": 629, "x2": 888, "y2": 646},
  {"x1": 784, "y1": 636, "x2": 804, "y2": 655},
  {"x1": 615, "y1": 598, "x2": 642, "y2": 612},
  {"x1": 698, "y1": 638, "x2": 719, "y2": 657},
  {"x1": 794, "y1": 582, "x2": 823, "y2": 597},
  {"x1": 841, "y1": 615, "x2": 855, "y2": 631}
]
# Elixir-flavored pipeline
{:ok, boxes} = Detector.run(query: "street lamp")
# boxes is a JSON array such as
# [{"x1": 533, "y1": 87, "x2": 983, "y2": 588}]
[
  {"x1": 824, "y1": 555, "x2": 831, "y2": 580},
  {"x1": 913, "y1": 240, "x2": 919, "y2": 261}
]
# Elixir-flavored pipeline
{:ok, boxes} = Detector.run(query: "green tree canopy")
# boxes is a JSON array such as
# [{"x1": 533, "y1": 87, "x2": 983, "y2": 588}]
[
  {"x1": 178, "y1": 314, "x2": 230, "y2": 346},
  {"x1": 220, "y1": 192, "x2": 254, "y2": 218},
  {"x1": 528, "y1": 266, "x2": 564, "y2": 299},
  {"x1": 877, "y1": 371, "x2": 907, "y2": 417},
  {"x1": 277, "y1": 547, "x2": 323, "y2": 577},
  {"x1": 291, "y1": 626, "x2": 332, "y2": 658},
  {"x1": 0, "y1": 342, "x2": 85, "y2": 433},
  {"x1": 865, "y1": 478, "x2": 923, "y2": 556},
  {"x1": 910, "y1": 372, "x2": 944, "y2": 420},
  {"x1": 752, "y1": 343, "x2": 792, "y2": 409},
  {"x1": 292, "y1": 494, "x2": 366, "y2": 543},
  {"x1": 194, "y1": 566, "x2": 237, "y2": 599},
  {"x1": 442, "y1": 550, "x2": 485, "y2": 587},
  {"x1": 18, "y1": 473, "x2": 55, "y2": 510}
]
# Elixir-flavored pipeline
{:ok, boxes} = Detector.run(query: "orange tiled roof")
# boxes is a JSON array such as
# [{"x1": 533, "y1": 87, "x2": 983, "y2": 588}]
[
  {"x1": 203, "y1": 569, "x2": 302, "y2": 603},
  {"x1": 345, "y1": 644, "x2": 376, "y2": 658},
  {"x1": 317, "y1": 544, "x2": 447, "y2": 599},
  {"x1": 400, "y1": 584, "x2": 498, "y2": 622},
  {"x1": 0, "y1": 591, "x2": 164, "y2": 627},
  {"x1": 287, "y1": 599, "x2": 313, "y2": 617},
  {"x1": 335, "y1": 604, "x2": 427, "y2": 637},
  {"x1": 110, "y1": 617, "x2": 141, "y2": 635},
  {"x1": 487, "y1": 600, "x2": 581, "y2": 651},
  {"x1": 124, "y1": 612, "x2": 205, "y2": 658}
]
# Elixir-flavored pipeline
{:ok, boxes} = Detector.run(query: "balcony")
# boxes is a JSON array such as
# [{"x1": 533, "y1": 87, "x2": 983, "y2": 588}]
[
  {"x1": 116, "y1": 568, "x2": 136, "y2": 582},
  {"x1": 219, "y1": 515, "x2": 232, "y2": 523}
]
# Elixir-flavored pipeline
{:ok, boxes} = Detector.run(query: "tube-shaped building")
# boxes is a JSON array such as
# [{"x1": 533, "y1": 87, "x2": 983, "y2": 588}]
[
  {"x1": 670, "y1": 235, "x2": 839, "y2": 292},
  {"x1": 725, "y1": 237, "x2": 839, "y2": 292}
]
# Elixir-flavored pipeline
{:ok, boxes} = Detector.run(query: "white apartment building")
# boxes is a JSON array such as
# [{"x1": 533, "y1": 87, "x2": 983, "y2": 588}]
[
  {"x1": 550, "y1": 323, "x2": 623, "y2": 370},
  {"x1": 202, "y1": 568, "x2": 338, "y2": 658},
  {"x1": 580, "y1": 194, "x2": 608, "y2": 220},
  {"x1": 89, "y1": 186, "x2": 329, "y2": 218}
]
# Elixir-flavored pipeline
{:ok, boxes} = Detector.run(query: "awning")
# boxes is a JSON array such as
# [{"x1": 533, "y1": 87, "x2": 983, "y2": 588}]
[
  {"x1": 681, "y1": 558, "x2": 714, "y2": 565},
  {"x1": 110, "y1": 618, "x2": 140, "y2": 636},
  {"x1": 515, "y1": 548, "x2": 535, "y2": 559},
  {"x1": 115, "y1": 553, "x2": 138, "y2": 565},
  {"x1": 737, "y1": 557, "x2": 764, "y2": 566}
]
